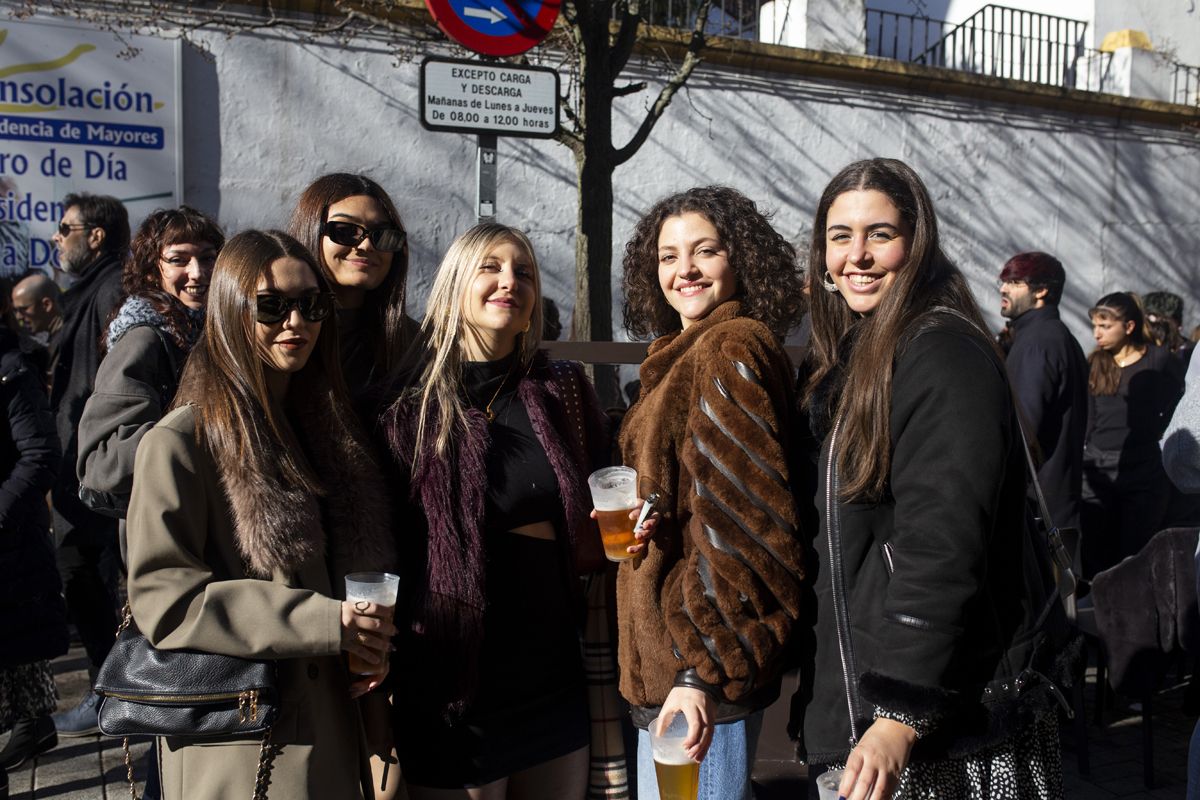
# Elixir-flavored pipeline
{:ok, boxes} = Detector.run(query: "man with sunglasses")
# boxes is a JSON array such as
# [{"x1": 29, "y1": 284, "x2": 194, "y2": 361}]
[{"x1": 46, "y1": 192, "x2": 129, "y2": 738}]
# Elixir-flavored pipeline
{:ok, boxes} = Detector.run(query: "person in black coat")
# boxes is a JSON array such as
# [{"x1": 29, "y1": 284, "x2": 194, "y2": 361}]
[
  {"x1": 1082, "y1": 291, "x2": 1184, "y2": 577},
  {"x1": 0, "y1": 302, "x2": 67, "y2": 791},
  {"x1": 45, "y1": 193, "x2": 128, "y2": 736},
  {"x1": 998, "y1": 252, "x2": 1088, "y2": 531},
  {"x1": 797, "y1": 159, "x2": 1067, "y2": 799}
]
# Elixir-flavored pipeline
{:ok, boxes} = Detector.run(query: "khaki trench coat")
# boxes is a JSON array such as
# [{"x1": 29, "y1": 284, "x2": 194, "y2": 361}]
[{"x1": 126, "y1": 405, "x2": 373, "y2": 800}]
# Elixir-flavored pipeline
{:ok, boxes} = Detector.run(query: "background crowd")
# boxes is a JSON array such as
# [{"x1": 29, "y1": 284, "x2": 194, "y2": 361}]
[{"x1": 0, "y1": 157, "x2": 1193, "y2": 800}]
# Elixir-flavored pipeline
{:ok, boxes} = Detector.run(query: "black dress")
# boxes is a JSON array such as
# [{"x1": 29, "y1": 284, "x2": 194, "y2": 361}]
[{"x1": 397, "y1": 355, "x2": 588, "y2": 788}]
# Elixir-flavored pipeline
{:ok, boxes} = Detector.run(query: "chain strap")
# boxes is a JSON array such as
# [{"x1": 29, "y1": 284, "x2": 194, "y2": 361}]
[
  {"x1": 122, "y1": 737, "x2": 139, "y2": 799},
  {"x1": 251, "y1": 726, "x2": 277, "y2": 800}
]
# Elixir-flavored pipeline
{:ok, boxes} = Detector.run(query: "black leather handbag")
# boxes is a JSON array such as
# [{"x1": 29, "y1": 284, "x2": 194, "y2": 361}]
[{"x1": 94, "y1": 606, "x2": 279, "y2": 799}]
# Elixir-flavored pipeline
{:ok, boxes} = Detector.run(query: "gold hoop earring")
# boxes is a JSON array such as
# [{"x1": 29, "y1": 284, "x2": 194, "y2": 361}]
[{"x1": 523, "y1": 321, "x2": 531, "y2": 333}]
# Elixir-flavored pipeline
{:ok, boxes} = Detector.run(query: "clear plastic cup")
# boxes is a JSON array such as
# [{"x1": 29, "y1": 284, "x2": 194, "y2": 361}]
[
  {"x1": 816, "y1": 768, "x2": 845, "y2": 800},
  {"x1": 587, "y1": 466, "x2": 640, "y2": 561},
  {"x1": 344, "y1": 572, "x2": 399, "y2": 675},
  {"x1": 648, "y1": 711, "x2": 699, "y2": 800}
]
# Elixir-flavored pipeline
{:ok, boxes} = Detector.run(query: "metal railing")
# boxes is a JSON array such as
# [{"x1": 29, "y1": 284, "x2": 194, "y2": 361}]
[
  {"x1": 866, "y1": 4, "x2": 1088, "y2": 86},
  {"x1": 636, "y1": 0, "x2": 762, "y2": 39},
  {"x1": 1174, "y1": 62, "x2": 1200, "y2": 106}
]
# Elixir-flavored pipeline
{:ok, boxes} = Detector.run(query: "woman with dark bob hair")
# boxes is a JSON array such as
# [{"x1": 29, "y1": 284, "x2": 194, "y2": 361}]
[
  {"x1": 1081, "y1": 291, "x2": 1182, "y2": 576},
  {"x1": 618, "y1": 185, "x2": 807, "y2": 799},
  {"x1": 799, "y1": 158, "x2": 1066, "y2": 799},
  {"x1": 289, "y1": 172, "x2": 419, "y2": 401},
  {"x1": 125, "y1": 230, "x2": 396, "y2": 799}
]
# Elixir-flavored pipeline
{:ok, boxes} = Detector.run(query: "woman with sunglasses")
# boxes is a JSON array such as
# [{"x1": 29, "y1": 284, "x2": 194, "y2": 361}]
[
  {"x1": 124, "y1": 230, "x2": 397, "y2": 799},
  {"x1": 380, "y1": 223, "x2": 644, "y2": 799},
  {"x1": 290, "y1": 173, "x2": 417, "y2": 404},
  {"x1": 74, "y1": 207, "x2": 222, "y2": 799}
]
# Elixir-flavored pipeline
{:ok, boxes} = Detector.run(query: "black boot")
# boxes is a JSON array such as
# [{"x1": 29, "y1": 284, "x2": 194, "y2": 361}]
[{"x1": 0, "y1": 715, "x2": 57, "y2": 770}]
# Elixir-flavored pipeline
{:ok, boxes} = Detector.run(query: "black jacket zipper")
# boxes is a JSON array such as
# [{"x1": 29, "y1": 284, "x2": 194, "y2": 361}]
[{"x1": 826, "y1": 418, "x2": 863, "y2": 746}]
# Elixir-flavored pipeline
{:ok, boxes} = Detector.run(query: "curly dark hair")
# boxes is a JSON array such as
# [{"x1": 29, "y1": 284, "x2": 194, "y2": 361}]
[
  {"x1": 621, "y1": 186, "x2": 804, "y2": 340},
  {"x1": 110, "y1": 206, "x2": 224, "y2": 353}
]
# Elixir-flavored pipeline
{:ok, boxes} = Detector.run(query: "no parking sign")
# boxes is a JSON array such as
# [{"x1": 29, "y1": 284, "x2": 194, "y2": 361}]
[{"x1": 424, "y1": 0, "x2": 561, "y2": 57}]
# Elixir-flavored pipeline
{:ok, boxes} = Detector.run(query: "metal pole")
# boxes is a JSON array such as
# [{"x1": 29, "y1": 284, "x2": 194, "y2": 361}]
[{"x1": 476, "y1": 133, "x2": 497, "y2": 222}]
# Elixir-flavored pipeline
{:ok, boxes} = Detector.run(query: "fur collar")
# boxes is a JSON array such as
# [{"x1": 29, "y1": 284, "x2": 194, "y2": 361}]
[
  {"x1": 214, "y1": 390, "x2": 395, "y2": 583},
  {"x1": 106, "y1": 295, "x2": 203, "y2": 352}
]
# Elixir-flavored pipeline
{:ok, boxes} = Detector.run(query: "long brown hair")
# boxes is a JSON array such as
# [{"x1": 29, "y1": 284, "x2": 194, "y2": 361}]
[
  {"x1": 172, "y1": 230, "x2": 350, "y2": 495},
  {"x1": 1087, "y1": 292, "x2": 1147, "y2": 397},
  {"x1": 108, "y1": 206, "x2": 224, "y2": 353},
  {"x1": 805, "y1": 158, "x2": 989, "y2": 501},
  {"x1": 288, "y1": 172, "x2": 411, "y2": 375}
]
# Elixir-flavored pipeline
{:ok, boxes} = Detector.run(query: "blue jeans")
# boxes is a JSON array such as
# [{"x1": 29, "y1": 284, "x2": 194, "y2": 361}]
[{"x1": 637, "y1": 711, "x2": 763, "y2": 800}]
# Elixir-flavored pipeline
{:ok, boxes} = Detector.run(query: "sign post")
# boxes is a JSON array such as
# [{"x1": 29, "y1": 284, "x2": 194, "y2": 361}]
[
  {"x1": 421, "y1": 0, "x2": 561, "y2": 221},
  {"x1": 420, "y1": 56, "x2": 558, "y2": 222},
  {"x1": 476, "y1": 134, "x2": 497, "y2": 220}
]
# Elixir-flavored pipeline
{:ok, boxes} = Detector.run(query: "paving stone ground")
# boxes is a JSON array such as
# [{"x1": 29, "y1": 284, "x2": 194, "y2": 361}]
[{"x1": 3, "y1": 648, "x2": 1193, "y2": 798}]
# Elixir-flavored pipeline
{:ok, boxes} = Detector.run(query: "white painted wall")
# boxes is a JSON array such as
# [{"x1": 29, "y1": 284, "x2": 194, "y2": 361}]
[{"x1": 175, "y1": 26, "x2": 1200, "y2": 351}]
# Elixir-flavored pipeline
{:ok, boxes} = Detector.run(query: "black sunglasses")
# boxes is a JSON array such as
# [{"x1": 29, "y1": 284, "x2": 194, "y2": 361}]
[
  {"x1": 256, "y1": 293, "x2": 335, "y2": 324},
  {"x1": 322, "y1": 220, "x2": 406, "y2": 253},
  {"x1": 57, "y1": 222, "x2": 93, "y2": 237}
]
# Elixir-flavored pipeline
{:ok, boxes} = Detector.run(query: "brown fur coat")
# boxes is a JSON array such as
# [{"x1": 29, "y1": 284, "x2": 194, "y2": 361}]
[{"x1": 617, "y1": 301, "x2": 806, "y2": 712}]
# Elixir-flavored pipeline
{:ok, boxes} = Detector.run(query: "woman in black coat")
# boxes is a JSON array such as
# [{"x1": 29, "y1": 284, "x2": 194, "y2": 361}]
[
  {"x1": 1081, "y1": 291, "x2": 1183, "y2": 577},
  {"x1": 0, "y1": 295, "x2": 66, "y2": 797},
  {"x1": 797, "y1": 159, "x2": 1067, "y2": 799}
]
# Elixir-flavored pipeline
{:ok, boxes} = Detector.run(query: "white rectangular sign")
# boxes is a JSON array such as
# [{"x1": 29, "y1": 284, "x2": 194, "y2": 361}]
[
  {"x1": 0, "y1": 16, "x2": 181, "y2": 278},
  {"x1": 421, "y1": 57, "x2": 559, "y2": 138}
]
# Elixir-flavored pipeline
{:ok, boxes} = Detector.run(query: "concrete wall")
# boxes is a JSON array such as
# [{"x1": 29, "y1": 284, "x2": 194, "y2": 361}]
[{"x1": 177, "y1": 25, "x2": 1200, "y2": 349}]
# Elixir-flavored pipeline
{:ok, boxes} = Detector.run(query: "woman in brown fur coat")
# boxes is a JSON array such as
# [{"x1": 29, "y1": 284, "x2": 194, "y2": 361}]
[
  {"x1": 618, "y1": 186, "x2": 808, "y2": 800},
  {"x1": 125, "y1": 230, "x2": 397, "y2": 799}
]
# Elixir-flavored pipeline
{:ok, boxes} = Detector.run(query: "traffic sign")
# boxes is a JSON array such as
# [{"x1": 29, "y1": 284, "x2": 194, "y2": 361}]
[
  {"x1": 424, "y1": 0, "x2": 561, "y2": 57},
  {"x1": 421, "y1": 57, "x2": 559, "y2": 138}
]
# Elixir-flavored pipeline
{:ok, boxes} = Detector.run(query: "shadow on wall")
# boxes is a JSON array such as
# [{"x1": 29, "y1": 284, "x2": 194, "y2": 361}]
[{"x1": 182, "y1": 43, "x2": 221, "y2": 219}]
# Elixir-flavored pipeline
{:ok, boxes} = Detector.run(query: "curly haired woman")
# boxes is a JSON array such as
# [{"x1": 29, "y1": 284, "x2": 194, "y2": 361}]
[{"x1": 618, "y1": 185, "x2": 808, "y2": 800}]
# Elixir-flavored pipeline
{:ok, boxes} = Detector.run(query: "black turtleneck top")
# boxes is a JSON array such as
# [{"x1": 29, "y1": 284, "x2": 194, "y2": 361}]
[{"x1": 461, "y1": 352, "x2": 562, "y2": 533}]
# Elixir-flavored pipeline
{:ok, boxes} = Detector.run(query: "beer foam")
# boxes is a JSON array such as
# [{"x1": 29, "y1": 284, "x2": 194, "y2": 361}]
[{"x1": 651, "y1": 751, "x2": 694, "y2": 766}]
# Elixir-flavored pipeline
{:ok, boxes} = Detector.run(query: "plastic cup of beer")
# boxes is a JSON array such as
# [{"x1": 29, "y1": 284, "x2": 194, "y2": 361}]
[
  {"x1": 816, "y1": 768, "x2": 845, "y2": 800},
  {"x1": 588, "y1": 466, "x2": 640, "y2": 562},
  {"x1": 648, "y1": 711, "x2": 699, "y2": 800},
  {"x1": 344, "y1": 572, "x2": 399, "y2": 676}
]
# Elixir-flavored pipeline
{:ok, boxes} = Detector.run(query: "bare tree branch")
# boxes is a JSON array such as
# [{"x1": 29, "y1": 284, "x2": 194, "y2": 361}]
[
  {"x1": 612, "y1": 81, "x2": 646, "y2": 97},
  {"x1": 610, "y1": 1, "x2": 641, "y2": 76},
  {"x1": 612, "y1": 0, "x2": 711, "y2": 165}
]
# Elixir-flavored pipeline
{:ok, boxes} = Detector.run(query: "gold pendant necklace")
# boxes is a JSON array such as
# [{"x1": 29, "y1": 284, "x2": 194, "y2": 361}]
[{"x1": 480, "y1": 357, "x2": 518, "y2": 423}]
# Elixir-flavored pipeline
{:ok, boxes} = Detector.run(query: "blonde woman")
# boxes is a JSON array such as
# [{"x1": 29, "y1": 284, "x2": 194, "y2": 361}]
[
  {"x1": 125, "y1": 230, "x2": 396, "y2": 799},
  {"x1": 381, "y1": 223, "x2": 644, "y2": 799}
]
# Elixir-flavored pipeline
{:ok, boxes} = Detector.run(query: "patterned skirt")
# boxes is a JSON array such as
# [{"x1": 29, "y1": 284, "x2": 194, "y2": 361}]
[
  {"x1": 896, "y1": 710, "x2": 1062, "y2": 799},
  {"x1": 0, "y1": 660, "x2": 58, "y2": 732},
  {"x1": 832, "y1": 710, "x2": 1063, "y2": 800}
]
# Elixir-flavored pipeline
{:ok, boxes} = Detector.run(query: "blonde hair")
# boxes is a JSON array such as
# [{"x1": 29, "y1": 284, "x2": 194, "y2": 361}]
[{"x1": 411, "y1": 223, "x2": 543, "y2": 459}]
